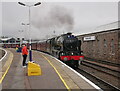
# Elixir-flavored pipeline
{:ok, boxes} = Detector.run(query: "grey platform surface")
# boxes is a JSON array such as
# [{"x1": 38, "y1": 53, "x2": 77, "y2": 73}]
[{"x1": 1, "y1": 48, "x2": 100, "y2": 91}]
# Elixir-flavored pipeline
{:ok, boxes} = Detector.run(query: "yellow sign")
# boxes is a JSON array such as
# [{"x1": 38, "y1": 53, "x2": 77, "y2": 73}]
[{"x1": 28, "y1": 62, "x2": 42, "y2": 76}]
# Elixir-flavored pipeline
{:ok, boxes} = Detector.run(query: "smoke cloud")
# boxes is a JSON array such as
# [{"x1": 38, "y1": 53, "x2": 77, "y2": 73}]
[{"x1": 31, "y1": 5, "x2": 74, "y2": 33}]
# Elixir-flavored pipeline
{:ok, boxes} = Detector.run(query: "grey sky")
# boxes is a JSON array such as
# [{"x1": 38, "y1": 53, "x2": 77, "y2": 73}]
[{"x1": 1, "y1": 2, "x2": 118, "y2": 39}]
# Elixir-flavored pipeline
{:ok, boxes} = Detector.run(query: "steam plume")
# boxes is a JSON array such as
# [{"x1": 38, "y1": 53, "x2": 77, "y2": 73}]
[{"x1": 32, "y1": 5, "x2": 74, "y2": 31}]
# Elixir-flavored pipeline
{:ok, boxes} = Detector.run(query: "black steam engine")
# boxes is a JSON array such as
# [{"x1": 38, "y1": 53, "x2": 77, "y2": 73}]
[{"x1": 34, "y1": 33, "x2": 84, "y2": 68}]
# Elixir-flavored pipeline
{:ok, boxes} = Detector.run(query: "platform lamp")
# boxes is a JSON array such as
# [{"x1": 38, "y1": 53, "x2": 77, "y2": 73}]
[{"x1": 18, "y1": 2, "x2": 41, "y2": 62}]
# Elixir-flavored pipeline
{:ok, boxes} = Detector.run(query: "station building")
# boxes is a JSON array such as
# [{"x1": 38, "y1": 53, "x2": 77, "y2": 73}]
[
  {"x1": 0, "y1": 37, "x2": 20, "y2": 43},
  {"x1": 77, "y1": 21, "x2": 120, "y2": 65}
]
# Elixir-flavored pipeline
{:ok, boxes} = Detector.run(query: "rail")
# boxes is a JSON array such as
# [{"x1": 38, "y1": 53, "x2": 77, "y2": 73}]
[
  {"x1": 0, "y1": 48, "x2": 7, "y2": 61},
  {"x1": 82, "y1": 61, "x2": 120, "y2": 78},
  {"x1": 77, "y1": 68, "x2": 120, "y2": 90}
]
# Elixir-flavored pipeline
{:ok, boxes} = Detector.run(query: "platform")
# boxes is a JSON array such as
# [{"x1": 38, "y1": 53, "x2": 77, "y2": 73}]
[{"x1": 1, "y1": 48, "x2": 101, "y2": 90}]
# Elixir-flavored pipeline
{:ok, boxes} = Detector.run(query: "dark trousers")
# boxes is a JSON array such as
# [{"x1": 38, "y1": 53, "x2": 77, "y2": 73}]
[{"x1": 23, "y1": 55, "x2": 27, "y2": 66}]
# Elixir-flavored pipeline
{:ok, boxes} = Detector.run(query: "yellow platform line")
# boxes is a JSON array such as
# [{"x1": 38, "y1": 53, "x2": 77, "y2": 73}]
[
  {"x1": 41, "y1": 54, "x2": 71, "y2": 91},
  {"x1": 0, "y1": 52, "x2": 13, "y2": 84}
]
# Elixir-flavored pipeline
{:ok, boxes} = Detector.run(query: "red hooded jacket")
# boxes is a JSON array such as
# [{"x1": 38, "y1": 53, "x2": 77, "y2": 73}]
[{"x1": 22, "y1": 46, "x2": 28, "y2": 55}]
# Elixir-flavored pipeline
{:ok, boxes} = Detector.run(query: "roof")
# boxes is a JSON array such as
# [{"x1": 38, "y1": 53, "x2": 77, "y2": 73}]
[
  {"x1": 77, "y1": 21, "x2": 120, "y2": 36},
  {"x1": 95, "y1": 21, "x2": 119, "y2": 31},
  {"x1": 0, "y1": 37, "x2": 16, "y2": 41}
]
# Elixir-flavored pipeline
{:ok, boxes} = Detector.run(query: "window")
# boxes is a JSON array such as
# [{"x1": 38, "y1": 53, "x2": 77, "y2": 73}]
[
  {"x1": 119, "y1": 42, "x2": 120, "y2": 48},
  {"x1": 97, "y1": 39, "x2": 100, "y2": 54},
  {"x1": 111, "y1": 39, "x2": 114, "y2": 54},
  {"x1": 104, "y1": 39, "x2": 107, "y2": 48}
]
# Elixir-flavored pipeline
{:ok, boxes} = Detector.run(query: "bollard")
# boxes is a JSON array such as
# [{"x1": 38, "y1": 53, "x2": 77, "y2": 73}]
[
  {"x1": 28, "y1": 62, "x2": 42, "y2": 76},
  {"x1": 16, "y1": 47, "x2": 18, "y2": 52}
]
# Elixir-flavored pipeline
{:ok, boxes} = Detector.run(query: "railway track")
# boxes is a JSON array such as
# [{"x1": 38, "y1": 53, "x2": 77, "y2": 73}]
[
  {"x1": 77, "y1": 59, "x2": 120, "y2": 90},
  {"x1": 0, "y1": 49, "x2": 6, "y2": 59},
  {"x1": 85, "y1": 57, "x2": 120, "y2": 67},
  {"x1": 81, "y1": 60, "x2": 120, "y2": 78},
  {"x1": 76, "y1": 67, "x2": 120, "y2": 91}
]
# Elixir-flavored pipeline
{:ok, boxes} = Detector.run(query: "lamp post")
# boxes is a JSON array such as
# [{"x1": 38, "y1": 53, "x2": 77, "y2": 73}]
[
  {"x1": 21, "y1": 23, "x2": 29, "y2": 39},
  {"x1": 18, "y1": 2, "x2": 41, "y2": 61},
  {"x1": 18, "y1": 30, "x2": 24, "y2": 47}
]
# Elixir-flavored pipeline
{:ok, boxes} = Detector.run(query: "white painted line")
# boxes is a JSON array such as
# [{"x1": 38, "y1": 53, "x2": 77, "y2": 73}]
[
  {"x1": 0, "y1": 48, "x2": 7, "y2": 62},
  {"x1": 40, "y1": 52, "x2": 103, "y2": 91}
]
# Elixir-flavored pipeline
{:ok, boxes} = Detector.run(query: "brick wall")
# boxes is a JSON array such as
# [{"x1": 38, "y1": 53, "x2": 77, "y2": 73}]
[
  {"x1": 118, "y1": 29, "x2": 120, "y2": 64},
  {"x1": 77, "y1": 29, "x2": 119, "y2": 64}
]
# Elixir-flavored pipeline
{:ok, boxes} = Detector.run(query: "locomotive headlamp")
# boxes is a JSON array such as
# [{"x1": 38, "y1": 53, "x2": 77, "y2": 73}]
[
  {"x1": 64, "y1": 57, "x2": 68, "y2": 61},
  {"x1": 71, "y1": 52, "x2": 74, "y2": 55},
  {"x1": 61, "y1": 53, "x2": 64, "y2": 55},
  {"x1": 68, "y1": 35, "x2": 70, "y2": 38}
]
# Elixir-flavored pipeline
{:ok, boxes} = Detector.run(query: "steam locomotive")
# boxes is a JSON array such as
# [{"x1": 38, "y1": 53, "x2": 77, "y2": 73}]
[
  {"x1": 3, "y1": 33, "x2": 84, "y2": 68},
  {"x1": 32, "y1": 33, "x2": 84, "y2": 68}
]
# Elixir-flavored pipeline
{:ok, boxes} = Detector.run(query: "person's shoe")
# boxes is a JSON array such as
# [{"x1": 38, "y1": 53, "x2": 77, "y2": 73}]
[
  {"x1": 30, "y1": 60, "x2": 35, "y2": 63},
  {"x1": 23, "y1": 65, "x2": 26, "y2": 68},
  {"x1": 26, "y1": 61, "x2": 28, "y2": 64}
]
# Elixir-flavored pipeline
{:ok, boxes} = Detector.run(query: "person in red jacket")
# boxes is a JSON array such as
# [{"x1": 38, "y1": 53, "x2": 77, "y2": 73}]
[{"x1": 22, "y1": 44, "x2": 28, "y2": 67}]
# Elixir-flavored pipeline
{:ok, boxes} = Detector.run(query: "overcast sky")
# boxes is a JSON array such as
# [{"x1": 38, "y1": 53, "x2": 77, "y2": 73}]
[{"x1": 0, "y1": 1, "x2": 118, "y2": 40}]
